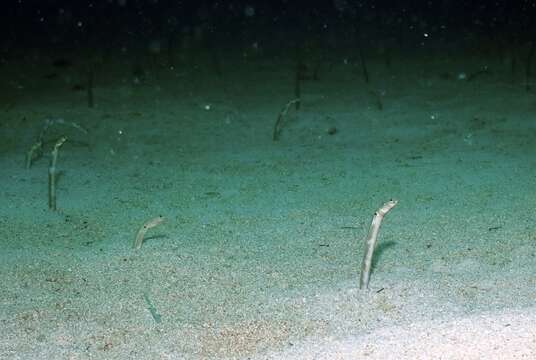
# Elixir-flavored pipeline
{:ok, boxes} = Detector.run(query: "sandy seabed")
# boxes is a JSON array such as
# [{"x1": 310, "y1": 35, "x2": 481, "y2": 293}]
[{"x1": 1, "y1": 49, "x2": 535, "y2": 359}]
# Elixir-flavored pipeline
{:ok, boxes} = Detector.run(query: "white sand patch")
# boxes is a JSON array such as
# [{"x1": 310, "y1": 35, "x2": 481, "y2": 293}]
[{"x1": 267, "y1": 308, "x2": 536, "y2": 360}]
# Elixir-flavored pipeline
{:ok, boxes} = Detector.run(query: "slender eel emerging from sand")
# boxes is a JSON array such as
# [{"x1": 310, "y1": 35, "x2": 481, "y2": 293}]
[
  {"x1": 272, "y1": 98, "x2": 300, "y2": 141},
  {"x1": 359, "y1": 199, "x2": 398, "y2": 290},
  {"x1": 48, "y1": 136, "x2": 67, "y2": 211},
  {"x1": 133, "y1": 216, "x2": 165, "y2": 250},
  {"x1": 143, "y1": 292, "x2": 162, "y2": 324}
]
